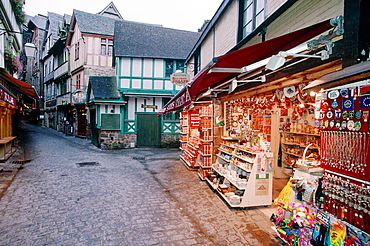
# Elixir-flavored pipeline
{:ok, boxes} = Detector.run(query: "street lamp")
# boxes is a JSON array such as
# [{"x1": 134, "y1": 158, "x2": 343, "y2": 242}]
[{"x1": 24, "y1": 43, "x2": 37, "y2": 58}]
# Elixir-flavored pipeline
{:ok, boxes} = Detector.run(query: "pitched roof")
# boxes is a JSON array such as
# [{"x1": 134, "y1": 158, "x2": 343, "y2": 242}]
[
  {"x1": 73, "y1": 9, "x2": 116, "y2": 36},
  {"x1": 88, "y1": 76, "x2": 120, "y2": 99},
  {"x1": 98, "y1": 2, "x2": 123, "y2": 20},
  {"x1": 48, "y1": 12, "x2": 64, "y2": 42},
  {"x1": 114, "y1": 21, "x2": 201, "y2": 59}
]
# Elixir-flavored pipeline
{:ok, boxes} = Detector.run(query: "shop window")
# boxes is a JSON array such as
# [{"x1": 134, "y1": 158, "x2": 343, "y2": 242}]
[{"x1": 239, "y1": 0, "x2": 265, "y2": 40}]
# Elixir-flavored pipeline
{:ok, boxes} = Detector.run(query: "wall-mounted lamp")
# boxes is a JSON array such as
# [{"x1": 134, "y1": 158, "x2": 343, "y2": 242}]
[
  {"x1": 202, "y1": 88, "x2": 229, "y2": 97},
  {"x1": 228, "y1": 75, "x2": 266, "y2": 93},
  {"x1": 24, "y1": 43, "x2": 37, "y2": 58},
  {"x1": 265, "y1": 50, "x2": 329, "y2": 71},
  {"x1": 208, "y1": 67, "x2": 243, "y2": 73}
]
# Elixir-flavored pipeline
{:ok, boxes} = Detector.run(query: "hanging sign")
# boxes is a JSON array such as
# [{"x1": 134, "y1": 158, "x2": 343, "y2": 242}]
[
  {"x1": 72, "y1": 89, "x2": 87, "y2": 104},
  {"x1": 0, "y1": 87, "x2": 16, "y2": 106},
  {"x1": 170, "y1": 73, "x2": 190, "y2": 85}
]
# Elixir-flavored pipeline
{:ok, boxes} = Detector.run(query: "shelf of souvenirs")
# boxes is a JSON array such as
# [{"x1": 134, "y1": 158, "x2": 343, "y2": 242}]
[
  {"x1": 282, "y1": 132, "x2": 320, "y2": 147},
  {"x1": 180, "y1": 135, "x2": 188, "y2": 142},
  {"x1": 282, "y1": 146, "x2": 320, "y2": 159},
  {"x1": 199, "y1": 106, "x2": 212, "y2": 117},
  {"x1": 211, "y1": 163, "x2": 251, "y2": 190},
  {"x1": 216, "y1": 152, "x2": 254, "y2": 173},
  {"x1": 281, "y1": 141, "x2": 320, "y2": 149},
  {"x1": 199, "y1": 117, "x2": 212, "y2": 129},
  {"x1": 219, "y1": 142, "x2": 265, "y2": 156},
  {"x1": 282, "y1": 156, "x2": 323, "y2": 177},
  {"x1": 180, "y1": 152, "x2": 198, "y2": 169},
  {"x1": 198, "y1": 155, "x2": 213, "y2": 168},
  {"x1": 283, "y1": 130, "x2": 320, "y2": 137},
  {"x1": 204, "y1": 176, "x2": 245, "y2": 207},
  {"x1": 198, "y1": 166, "x2": 212, "y2": 180},
  {"x1": 221, "y1": 136, "x2": 241, "y2": 141},
  {"x1": 199, "y1": 130, "x2": 212, "y2": 142}
]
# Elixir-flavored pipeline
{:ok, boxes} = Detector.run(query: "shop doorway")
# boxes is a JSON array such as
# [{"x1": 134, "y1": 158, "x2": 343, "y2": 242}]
[
  {"x1": 89, "y1": 109, "x2": 99, "y2": 146},
  {"x1": 136, "y1": 113, "x2": 161, "y2": 147},
  {"x1": 76, "y1": 106, "x2": 87, "y2": 137}
]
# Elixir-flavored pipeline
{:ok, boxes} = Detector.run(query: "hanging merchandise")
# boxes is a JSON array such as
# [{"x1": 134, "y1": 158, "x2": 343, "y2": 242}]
[{"x1": 315, "y1": 80, "x2": 370, "y2": 132}]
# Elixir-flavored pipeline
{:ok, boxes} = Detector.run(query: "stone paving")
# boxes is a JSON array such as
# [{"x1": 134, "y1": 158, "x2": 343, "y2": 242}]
[{"x1": 0, "y1": 124, "x2": 282, "y2": 245}]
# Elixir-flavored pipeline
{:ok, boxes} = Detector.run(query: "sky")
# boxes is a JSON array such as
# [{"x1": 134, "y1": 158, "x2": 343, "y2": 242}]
[{"x1": 24, "y1": 0, "x2": 224, "y2": 32}]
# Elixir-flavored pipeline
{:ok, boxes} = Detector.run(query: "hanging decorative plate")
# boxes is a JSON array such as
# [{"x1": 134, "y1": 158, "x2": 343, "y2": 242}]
[
  {"x1": 360, "y1": 96, "x2": 370, "y2": 108},
  {"x1": 331, "y1": 101, "x2": 339, "y2": 109},
  {"x1": 341, "y1": 121, "x2": 347, "y2": 130},
  {"x1": 326, "y1": 111, "x2": 333, "y2": 119},
  {"x1": 314, "y1": 120, "x2": 320, "y2": 128},
  {"x1": 233, "y1": 122, "x2": 238, "y2": 127},
  {"x1": 348, "y1": 110, "x2": 355, "y2": 120},
  {"x1": 328, "y1": 90, "x2": 340, "y2": 99},
  {"x1": 347, "y1": 120, "x2": 355, "y2": 131},
  {"x1": 355, "y1": 110, "x2": 362, "y2": 120},
  {"x1": 329, "y1": 120, "x2": 335, "y2": 128},
  {"x1": 340, "y1": 88, "x2": 349, "y2": 98},
  {"x1": 354, "y1": 121, "x2": 362, "y2": 131},
  {"x1": 335, "y1": 109, "x2": 342, "y2": 119},
  {"x1": 283, "y1": 86, "x2": 296, "y2": 98},
  {"x1": 342, "y1": 110, "x2": 348, "y2": 120},
  {"x1": 362, "y1": 111, "x2": 369, "y2": 122},
  {"x1": 335, "y1": 121, "x2": 341, "y2": 129},
  {"x1": 275, "y1": 89, "x2": 284, "y2": 101},
  {"x1": 342, "y1": 98, "x2": 354, "y2": 109},
  {"x1": 324, "y1": 120, "x2": 329, "y2": 129}
]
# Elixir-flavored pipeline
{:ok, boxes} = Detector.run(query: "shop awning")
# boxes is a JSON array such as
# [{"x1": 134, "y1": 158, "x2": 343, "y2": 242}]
[
  {"x1": 0, "y1": 69, "x2": 39, "y2": 100},
  {"x1": 159, "y1": 19, "x2": 333, "y2": 114}
]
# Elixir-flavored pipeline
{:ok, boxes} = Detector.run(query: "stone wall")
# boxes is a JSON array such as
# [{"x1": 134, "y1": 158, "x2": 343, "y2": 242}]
[{"x1": 99, "y1": 130, "x2": 136, "y2": 149}]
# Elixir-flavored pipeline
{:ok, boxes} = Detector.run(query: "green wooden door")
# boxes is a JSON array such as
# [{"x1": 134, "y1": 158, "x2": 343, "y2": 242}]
[{"x1": 136, "y1": 114, "x2": 161, "y2": 147}]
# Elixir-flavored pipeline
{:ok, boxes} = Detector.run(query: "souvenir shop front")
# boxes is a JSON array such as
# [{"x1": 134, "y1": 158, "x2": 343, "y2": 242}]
[
  {"x1": 160, "y1": 16, "x2": 370, "y2": 244},
  {"x1": 174, "y1": 61, "x2": 370, "y2": 245}
]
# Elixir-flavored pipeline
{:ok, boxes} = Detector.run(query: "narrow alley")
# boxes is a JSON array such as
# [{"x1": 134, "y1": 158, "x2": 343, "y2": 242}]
[{"x1": 0, "y1": 124, "x2": 281, "y2": 245}]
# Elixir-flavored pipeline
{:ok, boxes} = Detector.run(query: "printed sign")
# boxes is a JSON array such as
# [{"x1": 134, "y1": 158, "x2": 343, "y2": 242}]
[
  {"x1": 170, "y1": 73, "x2": 189, "y2": 85},
  {"x1": 0, "y1": 88, "x2": 16, "y2": 106}
]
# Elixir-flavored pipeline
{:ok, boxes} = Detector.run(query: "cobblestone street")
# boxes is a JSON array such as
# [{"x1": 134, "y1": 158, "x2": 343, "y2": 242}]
[{"x1": 0, "y1": 124, "x2": 281, "y2": 245}]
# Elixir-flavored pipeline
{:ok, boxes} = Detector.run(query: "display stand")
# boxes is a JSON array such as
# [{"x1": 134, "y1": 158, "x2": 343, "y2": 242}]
[
  {"x1": 281, "y1": 131, "x2": 320, "y2": 177},
  {"x1": 205, "y1": 139, "x2": 274, "y2": 208},
  {"x1": 197, "y1": 105, "x2": 213, "y2": 180},
  {"x1": 179, "y1": 111, "x2": 200, "y2": 169}
]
